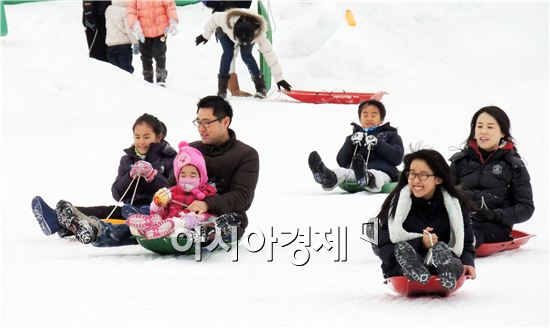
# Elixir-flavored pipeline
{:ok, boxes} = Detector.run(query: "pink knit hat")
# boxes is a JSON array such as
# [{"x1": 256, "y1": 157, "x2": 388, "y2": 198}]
[{"x1": 173, "y1": 141, "x2": 208, "y2": 198}]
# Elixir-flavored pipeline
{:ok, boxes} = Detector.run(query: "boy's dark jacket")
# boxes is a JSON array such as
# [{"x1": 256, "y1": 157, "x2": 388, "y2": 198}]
[{"x1": 336, "y1": 122, "x2": 404, "y2": 181}]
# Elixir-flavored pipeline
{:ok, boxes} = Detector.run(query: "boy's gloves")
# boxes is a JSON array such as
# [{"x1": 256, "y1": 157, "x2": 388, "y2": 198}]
[
  {"x1": 130, "y1": 160, "x2": 158, "y2": 182},
  {"x1": 153, "y1": 188, "x2": 172, "y2": 207},
  {"x1": 132, "y1": 43, "x2": 140, "y2": 55},
  {"x1": 351, "y1": 132, "x2": 365, "y2": 145},
  {"x1": 83, "y1": 9, "x2": 96, "y2": 30},
  {"x1": 132, "y1": 21, "x2": 145, "y2": 43},
  {"x1": 195, "y1": 34, "x2": 208, "y2": 46},
  {"x1": 165, "y1": 18, "x2": 178, "y2": 36},
  {"x1": 277, "y1": 80, "x2": 292, "y2": 91},
  {"x1": 365, "y1": 135, "x2": 378, "y2": 148}
]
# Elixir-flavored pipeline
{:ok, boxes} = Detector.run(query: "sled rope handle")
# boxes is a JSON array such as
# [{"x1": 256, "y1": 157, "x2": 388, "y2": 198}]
[
  {"x1": 424, "y1": 229, "x2": 435, "y2": 265},
  {"x1": 105, "y1": 176, "x2": 140, "y2": 220},
  {"x1": 130, "y1": 176, "x2": 140, "y2": 205},
  {"x1": 170, "y1": 199, "x2": 188, "y2": 208},
  {"x1": 343, "y1": 143, "x2": 359, "y2": 182},
  {"x1": 344, "y1": 142, "x2": 373, "y2": 184},
  {"x1": 480, "y1": 196, "x2": 488, "y2": 210}
]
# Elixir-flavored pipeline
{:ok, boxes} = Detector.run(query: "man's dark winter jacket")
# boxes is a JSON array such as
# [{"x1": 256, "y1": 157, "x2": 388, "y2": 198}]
[
  {"x1": 111, "y1": 141, "x2": 177, "y2": 206},
  {"x1": 336, "y1": 122, "x2": 404, "y2": 181},
  {"x1": 450, "y1": 141, "x2": 534, "y2": 228}
]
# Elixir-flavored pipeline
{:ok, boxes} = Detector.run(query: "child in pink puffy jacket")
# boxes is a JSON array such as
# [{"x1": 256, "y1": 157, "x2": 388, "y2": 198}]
[
  {"x1": 126, "y1": 141, "x2": 217, "y2": 239},
  {"x1": 127, "y1": 0, "x2": 178, "y2": 86}
]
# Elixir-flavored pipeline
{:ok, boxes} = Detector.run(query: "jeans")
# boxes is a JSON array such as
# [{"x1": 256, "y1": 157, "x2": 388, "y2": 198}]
[
  {"x1": 92, "y1": 220, "x2": 137, "y2": 247},
  {"x1": 218, "y1": 33, "x2": 260, "y2": 79}
]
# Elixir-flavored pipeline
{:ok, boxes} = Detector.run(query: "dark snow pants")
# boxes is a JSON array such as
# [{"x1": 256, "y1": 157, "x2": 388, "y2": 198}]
[
  {"x1": 84, "y1": 16, "x2": 108, "y2": 62},
  {"x1": 107, "y1": 44, "x2": 134, "y2": 73},
  {"x1": 139, "y1": 35, "x2": 167, "y2": 82},
  {"x1": 92, "y1": 220, "x2": 137, "y2": 247},
  {"x1": 472, "y1": 221, "x2": 512, "y2": 248}
]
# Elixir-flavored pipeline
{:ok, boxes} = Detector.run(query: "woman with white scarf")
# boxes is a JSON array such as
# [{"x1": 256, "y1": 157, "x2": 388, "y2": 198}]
[{"x1": 375, "y1": 149, "x2": 476, "y2": 289}]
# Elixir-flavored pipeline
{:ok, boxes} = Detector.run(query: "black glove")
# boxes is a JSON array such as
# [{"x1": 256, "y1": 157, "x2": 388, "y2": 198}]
[
  {"x1": 471, "y1": 208, "x2": 501, "y2": 223},
  {"x1": 83, "y1": 9, "x2": 96, "y2": 30},
  {"x1": 195, "y1": 35, "x2": 208, "y2": 46},
  {"x1": 277, "y1": 80, "x2": 292, "y2": 91}
]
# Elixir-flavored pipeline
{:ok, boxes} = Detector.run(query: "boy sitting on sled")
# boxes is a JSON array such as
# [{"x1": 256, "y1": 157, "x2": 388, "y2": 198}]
[{"x1": 308, "y1": 99, "x2": 404, "y2": 192}]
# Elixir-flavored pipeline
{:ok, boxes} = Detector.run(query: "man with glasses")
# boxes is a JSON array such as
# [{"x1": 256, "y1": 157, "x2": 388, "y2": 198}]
[{"x1": 169, "y1": 95, "x2": 259, "y2": 241}]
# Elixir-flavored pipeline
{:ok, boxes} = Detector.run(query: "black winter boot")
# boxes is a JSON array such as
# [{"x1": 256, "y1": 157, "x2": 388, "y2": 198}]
[
  {"x1": 308, "y1": 151, "x2": 337, "y2": 189},
  {"x1": 218, "y1": 74, "x2": 230, "y2": 98},
  {"x1": 432, "y1": 242, "x2": 458, "y2": 289},
  {"x1": 394, "y1": 241, "x2": 431, "y2": 284},
  {"x1": 56, "y1": 200, "x2": 100, "y2": 244},
  {"x1": 253, "y1": 74, "x2": 267, "y2": 99},
  {"x1": 352, "y1": 154, "x2": 376, "y2": 189},
  {"x1": 156, "y1": 68, "x2": 168, "y2": 87},
  {"x1": 143, "y1": 70, "x2": 154, "y2": 83},
  {"x1": 215, "y1": 212, "x2": 242, "y2": 241}
]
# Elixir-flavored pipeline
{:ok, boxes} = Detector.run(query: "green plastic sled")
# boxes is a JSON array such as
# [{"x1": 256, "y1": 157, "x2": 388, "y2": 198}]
[
  {"x1": 339, "y1": 181, "x2": 397, "y2": 194},
  {"x1": 136, "y1": 234, "x2": 197, "y2": 255},
  {"x1": 136, "y1": 233, "x2": 238, "y2": 256}
]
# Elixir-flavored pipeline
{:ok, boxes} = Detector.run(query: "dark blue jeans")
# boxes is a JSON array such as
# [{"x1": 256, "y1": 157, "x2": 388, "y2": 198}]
[
  {"x1": 218, "y1": 33, "x2": 260, "y2": 79},
  {"x1": 107, "y1": 44, "x2": 134, "y2": 74},
  {"x1": 92, "y1": 220, "x2": 137, "y2": 247}
]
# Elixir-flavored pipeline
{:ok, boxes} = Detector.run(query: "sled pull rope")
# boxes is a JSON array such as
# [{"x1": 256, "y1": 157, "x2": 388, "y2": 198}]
[
  {"x1": 130, "y1": 176, "x2": 141, "y2": 205},
  {"x1": 105, "y1": 176, "x2": 140, "y2": 220},
  {"x1": 424, "y1": 229, "x2": 435, "y2": 266},
  {"x1": 343, "y1": 143, "x2": 359, "y2": 182},
  {"x1": 480, "y1": 196, "x2": 488, "y2": 210}
]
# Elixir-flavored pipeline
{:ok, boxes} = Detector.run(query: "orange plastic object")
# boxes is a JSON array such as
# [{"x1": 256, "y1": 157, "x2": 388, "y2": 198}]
[{"x1": 345, "y1": 9, "x2": 356, "y2": 26}]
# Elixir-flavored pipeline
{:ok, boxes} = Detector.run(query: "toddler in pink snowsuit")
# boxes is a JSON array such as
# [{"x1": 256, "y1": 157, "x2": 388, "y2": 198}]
[{"x1": 127, "y1": 141, "x2": 216, "y2": 239}]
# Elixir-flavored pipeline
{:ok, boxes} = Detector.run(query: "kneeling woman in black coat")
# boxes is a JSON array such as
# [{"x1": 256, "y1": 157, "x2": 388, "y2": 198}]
[{"x1": 375, "y1": 149, "x2": 476, "y2": 289}]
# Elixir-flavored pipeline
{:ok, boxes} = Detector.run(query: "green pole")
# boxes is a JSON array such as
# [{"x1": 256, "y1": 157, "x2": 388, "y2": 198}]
[
  {"x1": 258, "y1": 0, "x2": 272, "y2": 91},
  {"x1": 174, "y1": 0, "x2": 199, "y2": 6},
  {"x1": 1, "y1": 0, "x2": 8, "y2": 37}
]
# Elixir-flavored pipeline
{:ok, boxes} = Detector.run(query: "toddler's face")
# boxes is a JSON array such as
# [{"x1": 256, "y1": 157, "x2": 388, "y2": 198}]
[{"x1": 179, "y1": 165, "x2": 199, "y2": 179}]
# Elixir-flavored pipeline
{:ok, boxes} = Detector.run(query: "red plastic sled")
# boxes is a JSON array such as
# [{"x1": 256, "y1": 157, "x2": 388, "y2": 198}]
[
  {"x1": 283, "y1": 90, "x2": 381, "y2": 104},
  {"x1": 386, "y1": 275, "x2": 469, "y2": 297},
  {"x1": 476, "y1": 229, "x2": 535, "y2": 257}
]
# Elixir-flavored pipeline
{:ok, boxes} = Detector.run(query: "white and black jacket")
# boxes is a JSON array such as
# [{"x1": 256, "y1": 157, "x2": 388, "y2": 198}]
[
  {"x1": 201, "y1": 9, "x2": 285, "y2": 82},
  {"x1": 377, "y1": 186, "x2": 476, "y2": 278}
]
